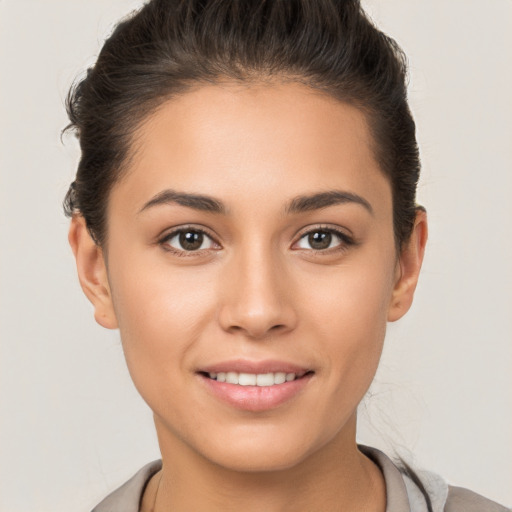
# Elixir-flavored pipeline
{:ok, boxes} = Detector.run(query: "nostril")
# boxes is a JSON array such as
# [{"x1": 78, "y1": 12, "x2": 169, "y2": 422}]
[
  {"x1": 225, "y1": 322, "x2": 288, "y2": 340},
  {"x1": 217, "y1": 295, "x2": 298, "y2": 338}
]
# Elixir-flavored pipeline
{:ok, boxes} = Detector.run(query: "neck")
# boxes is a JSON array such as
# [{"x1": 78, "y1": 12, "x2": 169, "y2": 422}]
[{"x1": 142, "y1": 414, "x2": 386, "y2": 512}]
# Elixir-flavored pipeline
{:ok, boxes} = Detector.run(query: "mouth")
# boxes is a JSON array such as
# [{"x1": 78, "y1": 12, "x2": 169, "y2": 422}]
[
  {"x1": 196, "y1": 361, "x2": 315, "y2": 411},
  {"x1": 199, "y1": 370, "x2": 313, "y2": 387}
]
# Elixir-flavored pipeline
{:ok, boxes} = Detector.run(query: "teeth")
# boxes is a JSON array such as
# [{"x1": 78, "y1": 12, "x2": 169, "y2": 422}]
[
  {"x1": 256, "y1": 373, "x2": 274, "y2": 386},
  {"x1": 207, "y1": 371, "x2": 299, "y2": 386},
  {"x1": 226, "y1": 372, "x2": 238, "y2": 384},
  {"x1": 239, "y1": 373, "x2": 257, "y2": 386},
  {"x1": 274, "y1": 372, "x2": 286, "y2": 384}
]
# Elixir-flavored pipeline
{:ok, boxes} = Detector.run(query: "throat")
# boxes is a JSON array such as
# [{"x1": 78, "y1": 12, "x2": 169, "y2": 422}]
[{"x1": 145, "y1": 448, "x2": 386, "y2": 512}]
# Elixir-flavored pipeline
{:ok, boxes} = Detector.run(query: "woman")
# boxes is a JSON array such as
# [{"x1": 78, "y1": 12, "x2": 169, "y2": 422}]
[{"x1": 63, "y1": 0, "x2": 509, "y2": 511}]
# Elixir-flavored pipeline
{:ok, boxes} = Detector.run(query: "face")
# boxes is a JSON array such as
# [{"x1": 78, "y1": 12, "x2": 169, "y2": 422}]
[{"x1": 72, "y1": 82, "x2": 425, "y2": 473}]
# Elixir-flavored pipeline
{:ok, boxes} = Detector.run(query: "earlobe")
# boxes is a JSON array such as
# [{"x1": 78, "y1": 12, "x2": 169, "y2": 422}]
[
  {"x1": 68, "y1": 216, "x2": 118, "y2": 329},
  {"x1": 387, "y1": 209, "x2": 428, "y2": 322}
]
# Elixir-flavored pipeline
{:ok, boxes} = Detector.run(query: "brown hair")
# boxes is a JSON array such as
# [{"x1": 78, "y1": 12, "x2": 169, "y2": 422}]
[{"x1": 64, "y1": 0, "x2": 421, "y2": 249}]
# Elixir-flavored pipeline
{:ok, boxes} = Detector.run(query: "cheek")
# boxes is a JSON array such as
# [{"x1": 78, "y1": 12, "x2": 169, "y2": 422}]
[
  {"x1": 299, "y1": 251, "x2": 396, "y2": 403},
  {"x1": 106, "y1": 249, "x2": 219, "y2": 402},
  {"x1": 301, "y1": 251, "x2": 395, "y2": 342},
  {"x1": 109, "y1": 243, "x2": 217, "y2": 329}
]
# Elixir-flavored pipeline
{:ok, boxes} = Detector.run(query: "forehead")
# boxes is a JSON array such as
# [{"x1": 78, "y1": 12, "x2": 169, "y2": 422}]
[{"x1": 112, "y1": 81, "x2": 391, "y2": 217}]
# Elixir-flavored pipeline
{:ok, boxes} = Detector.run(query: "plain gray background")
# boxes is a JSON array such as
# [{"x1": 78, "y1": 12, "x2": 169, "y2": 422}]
[{"x1": 0, "y1": 1, "x2": 511, "y2": 510}]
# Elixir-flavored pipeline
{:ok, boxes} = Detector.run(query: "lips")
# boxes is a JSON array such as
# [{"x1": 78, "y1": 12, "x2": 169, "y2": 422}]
[
  {"x1": 207, "y1": 371, "x2": 300, "y2": 386},
  {"x1": 197, "y1": 360, "x2": 314, "y2": 411}
]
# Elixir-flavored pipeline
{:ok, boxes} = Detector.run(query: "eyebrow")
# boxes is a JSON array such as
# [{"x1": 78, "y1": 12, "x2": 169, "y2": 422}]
[
  {"x1": 285, "y1": 190, "x2": 373, "y2": 215},
  {"x1": 138, "y1": 188, "x2": 373, "y2": 216},
  {"x1": 139, "y1": 189, "x2": 226, "y2": 214}
]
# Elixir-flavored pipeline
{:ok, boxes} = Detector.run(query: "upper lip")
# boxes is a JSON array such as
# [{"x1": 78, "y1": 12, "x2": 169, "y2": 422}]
[{"x1": 198, "y1": 359, "x2": 312, "y2": 376}]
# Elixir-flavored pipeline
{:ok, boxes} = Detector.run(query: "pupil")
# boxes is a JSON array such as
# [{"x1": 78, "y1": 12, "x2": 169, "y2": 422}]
[
  {"x1": 180, "y1": 231, "x2": 203, "y2": 250},
  {"x1": 309, "y1": 231, "x2": 331, "y2": 250}
]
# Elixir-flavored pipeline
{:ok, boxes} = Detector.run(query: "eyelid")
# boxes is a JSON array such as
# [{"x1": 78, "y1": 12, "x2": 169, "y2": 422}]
[
  {"x1": 291, "y1": 225, "x2": 355, "y2": 251},
  {"x1": 157, "y1": 225, "x2": 222, "y2": 253},
  {"x1": 156, "y1": 223, "x2": 355, "y2": 254}
]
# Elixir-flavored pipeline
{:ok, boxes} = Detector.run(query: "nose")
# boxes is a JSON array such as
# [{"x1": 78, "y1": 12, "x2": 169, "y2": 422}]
[{"x1": 217, "y1": 244, "x2": 298, "y2": 339}]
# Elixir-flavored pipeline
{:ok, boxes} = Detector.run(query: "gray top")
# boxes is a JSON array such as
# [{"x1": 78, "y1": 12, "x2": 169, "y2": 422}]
[{"x1": 92, "y1": 446, "x2": 509, "y2": 512}]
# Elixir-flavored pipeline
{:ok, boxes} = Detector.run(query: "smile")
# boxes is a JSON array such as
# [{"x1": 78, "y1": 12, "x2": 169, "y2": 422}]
[
  {"x1": 206, "y1": 371, "x2": 305, "y2": 386},
  {"x1": 198, "y1": 362, "x2": 314, "y2": 411}
]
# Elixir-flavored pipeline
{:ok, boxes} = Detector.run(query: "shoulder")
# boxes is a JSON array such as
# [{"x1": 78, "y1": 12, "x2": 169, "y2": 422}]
[
  {"x1": 445, "y1": 485, "x2": 510, "y2": 512},
  {"x1": 91, "y1": 460, "x2": 162, "y2": 512},
  {"x1": 359, "y1": 445, "x2": 510, "y2": 512}
]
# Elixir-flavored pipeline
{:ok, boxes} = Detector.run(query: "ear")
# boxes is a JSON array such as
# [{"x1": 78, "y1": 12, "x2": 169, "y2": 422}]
[
  {"x1": 387, "y1": 209, "x2": 428, "y2": 322},
  {"x1": 68, "y1": 216, "x2": 118, "y2": 329}
]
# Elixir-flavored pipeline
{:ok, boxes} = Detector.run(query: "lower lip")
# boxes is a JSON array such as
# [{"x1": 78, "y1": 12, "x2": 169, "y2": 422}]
[{"x1": 199, "y1": 374, "x2": 313, "y2": 412}]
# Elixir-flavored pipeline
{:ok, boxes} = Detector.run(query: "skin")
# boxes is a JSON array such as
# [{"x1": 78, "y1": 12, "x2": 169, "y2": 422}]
[{"x1": 69, "y1": 82, "x2": 427, "y2": 512}]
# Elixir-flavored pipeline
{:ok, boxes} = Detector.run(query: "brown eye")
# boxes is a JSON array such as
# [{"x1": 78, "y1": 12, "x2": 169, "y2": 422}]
[
  {"x1": 180, "y1": 231, "x2": 203, "y2": 250},
  {"x1": 295, "y1": 228, "x2": 352, "y2": 251},
  {"x1": 307, "y1": 231, "x2": 332, "y2": 250},
  {"x1": 163, "y1": 229, "x2": 216, "y2": 252}
]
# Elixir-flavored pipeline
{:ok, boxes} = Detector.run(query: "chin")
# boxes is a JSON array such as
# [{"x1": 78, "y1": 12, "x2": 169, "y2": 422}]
[
  {"x1": 193, "y1": 423, "x2": 335, "y2": 474},
  {"x1": 206, "y1": 444, "x2": 311, "y2": 473}
]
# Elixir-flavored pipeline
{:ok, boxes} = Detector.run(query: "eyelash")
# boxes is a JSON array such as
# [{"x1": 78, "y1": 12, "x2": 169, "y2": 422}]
[
  {"x1": 157, "y1": 225, "x2": 355, "y2": 256},
  {"x1": 294, "y1": 226, "x2": 355, "y2": 253},
  {"x1": 158, "y1": 226, "x2": 220, "y2": 257}
]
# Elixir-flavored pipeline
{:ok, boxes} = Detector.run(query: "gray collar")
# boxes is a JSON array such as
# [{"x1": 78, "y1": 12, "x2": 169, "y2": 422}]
[
  {"x1": 92, "y1": 446, "x2": 413, "y2": 512},
  {"x1": 360, "y1": 445, "x2": 412, "y2": 512},
  {"x1": 92, "y1": 459, "x2": 162, "y2": 512}
]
